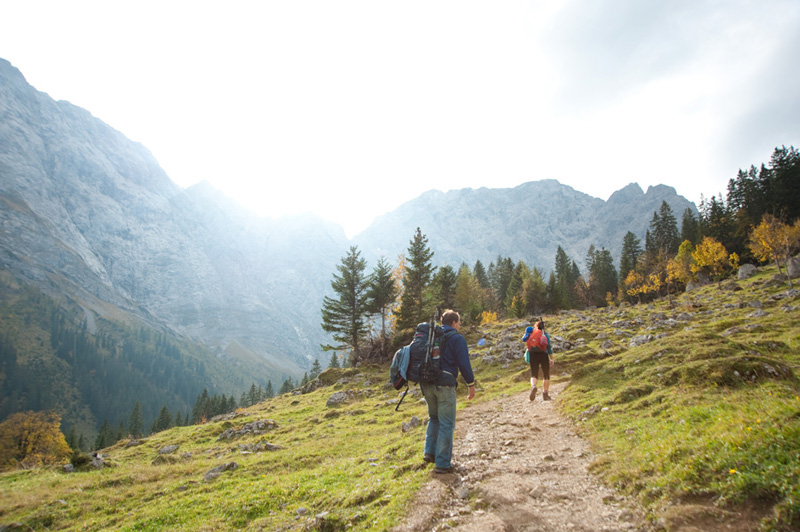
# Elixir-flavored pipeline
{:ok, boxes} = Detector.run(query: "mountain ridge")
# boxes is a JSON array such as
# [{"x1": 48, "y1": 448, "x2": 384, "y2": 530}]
[{"x1": 1, "y1": 57, "x2": 698, "y2": 436}]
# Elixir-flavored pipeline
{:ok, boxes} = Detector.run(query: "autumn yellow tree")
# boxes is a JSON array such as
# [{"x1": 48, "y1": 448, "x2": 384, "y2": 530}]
[
  {"x1": 748, "y1": 214, "x2": 800, "y2": 288},
  {"x1": 691, "y1": 237, "x2": 729, "y2": 287},
  {"x1": 0, "y1": 411, "x2": 71, "y2": 470},
  {"x1": 623, "y1": 269, "x2": 645, "y2": 304}
]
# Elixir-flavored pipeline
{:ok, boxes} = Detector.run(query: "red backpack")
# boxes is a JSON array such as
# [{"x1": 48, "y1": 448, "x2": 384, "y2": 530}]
[{"x1": 526, "y1": 328, "x2": 548, "y2": 354}]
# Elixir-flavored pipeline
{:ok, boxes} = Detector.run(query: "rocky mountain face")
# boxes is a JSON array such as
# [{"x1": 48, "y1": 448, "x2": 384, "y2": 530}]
[
  {"x1": 352, "y1": 180, "x2": 697, "y2": 271},
  {"x1": 1, "y1": 57, "x2": 697, "y2": 382},
  {"x1": 0, "y1": 58, "x2": 348, "y2": 381}
]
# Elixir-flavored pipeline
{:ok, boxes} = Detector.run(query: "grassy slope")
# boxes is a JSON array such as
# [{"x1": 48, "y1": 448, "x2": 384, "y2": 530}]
[{"x1": 0, "y1": 264, "x2": 798, "y2": 531}]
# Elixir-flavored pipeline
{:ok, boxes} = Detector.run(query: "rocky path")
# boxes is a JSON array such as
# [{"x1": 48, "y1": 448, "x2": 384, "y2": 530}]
[{"x1": 393, "y1": 382, "x2": 649, "y2": 532}]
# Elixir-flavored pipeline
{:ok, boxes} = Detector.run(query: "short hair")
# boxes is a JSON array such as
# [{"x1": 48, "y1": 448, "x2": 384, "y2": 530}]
[
  {"x1": 441, "y1": 309, "x2": 460, "y2": 326},
  {"x1": 536, "y1": 320, "x2": 545, "y2": 330}
]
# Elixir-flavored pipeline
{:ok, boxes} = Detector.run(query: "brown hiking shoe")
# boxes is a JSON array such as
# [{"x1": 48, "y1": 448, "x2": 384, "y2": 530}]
[
  {"x1": 529, "y1": 386, "x2": 537, "y2": 401},
  {"x1": 543, "y1": 391, "x2": 551, "y2": 401}
]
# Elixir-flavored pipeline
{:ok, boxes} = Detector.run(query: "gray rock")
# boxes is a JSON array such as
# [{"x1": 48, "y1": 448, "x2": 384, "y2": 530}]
[
  {"x1": 629, "y1": 335, "x2": 654, "y2": 347},
  {"x1": 203, "y1": 462, "x2": 239, "y2": 481},
  {"x1": 788, "y1": 257, "x2": 800, "y2": 279},
  {"x1": 326, "y1": 390, "x2": 359, "y2": 407},
  {"x1": 218, "y1": 419, "x2": 278, "y2": 440},
  {"x1": 738, "y1": 264, "x2": 758, "y2": 279},
  {"x1": 91, "y1": 453, "x2": 105, "y2": 469},
  {"x1": 402, "y1": 416, "x2": 421, "y2": 432},
  {"x1": 158, "y1": 444, "x2": 179, "y2": 454}
]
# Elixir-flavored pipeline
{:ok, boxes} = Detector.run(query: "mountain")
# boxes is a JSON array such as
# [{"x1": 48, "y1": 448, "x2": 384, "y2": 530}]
[
  {"x1": 352, "y1": 180, "x2": 696, "y2": 271},
  {"x1": 0, "y1": 58, "x2": 348, "y2": 384},
  {"x1": 1, "y1": 57, "x2": 699, "y2": 435}
]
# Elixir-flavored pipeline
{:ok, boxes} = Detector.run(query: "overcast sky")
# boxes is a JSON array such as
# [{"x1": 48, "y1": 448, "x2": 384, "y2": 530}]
[{"x1": 2, "y1": 1, "x2": 798, "y2": 237}]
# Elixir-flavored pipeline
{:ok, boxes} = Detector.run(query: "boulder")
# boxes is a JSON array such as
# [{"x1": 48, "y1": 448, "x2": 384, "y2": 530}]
[
  {"x1": 326, "y1": 390, "x2": 360, "y2": 407},
  {"x1": 158, "y1": 444, "x2": 179, "y2": 454},
  {"x1": 204, "y1": 462, "x2": 239, "y2": 481},
  {"x1": 629, "y1": 335, "x2": 654, "y2": 348},
  {"x1": 738, "y1": 264, "x2": 758, "y2": 280},
  {"x1": 402, "y1": 416, "x2": 421, "y2": 432},
  {"x1": 788, "y1": 257, "x2": 800, "y2": 279}
]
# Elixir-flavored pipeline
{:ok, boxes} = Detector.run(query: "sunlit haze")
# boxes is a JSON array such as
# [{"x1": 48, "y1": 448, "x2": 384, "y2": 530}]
[{"x1": 2, "y1": 1, "x2": 798, "y2": 237}]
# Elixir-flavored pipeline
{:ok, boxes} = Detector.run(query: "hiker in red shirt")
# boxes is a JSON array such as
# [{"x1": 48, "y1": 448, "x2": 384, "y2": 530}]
[{"x1": 525, "y1": 320, "x2": 553, "y2": 401}]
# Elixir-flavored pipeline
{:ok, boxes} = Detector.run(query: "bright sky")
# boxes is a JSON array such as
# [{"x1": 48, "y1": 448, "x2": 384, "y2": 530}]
[{"x1": 2, "y1": 1, "x2": 798, "y2": 237}]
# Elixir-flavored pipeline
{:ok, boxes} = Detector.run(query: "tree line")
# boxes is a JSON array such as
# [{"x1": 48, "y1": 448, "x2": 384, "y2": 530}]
[{"x1": 321, "y1": 146, "x2": 800, "y2": 361}]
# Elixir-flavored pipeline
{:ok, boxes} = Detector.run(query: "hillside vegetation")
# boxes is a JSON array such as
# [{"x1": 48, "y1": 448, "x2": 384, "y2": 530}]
[
  {"x1": 0, "y1": 273, "x2": 272, "y2": 443},
  {"x1": 0, "y1": 263, "x2": 798, "y2": 531}
]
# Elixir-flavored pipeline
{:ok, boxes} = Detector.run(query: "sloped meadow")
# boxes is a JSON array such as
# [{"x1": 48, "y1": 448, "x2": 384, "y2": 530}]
[{"x1": 0, "y1": 263, "x2": 798, "y2": 531}]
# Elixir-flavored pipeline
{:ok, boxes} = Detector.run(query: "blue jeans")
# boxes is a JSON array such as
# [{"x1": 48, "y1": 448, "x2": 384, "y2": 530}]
[{"x1": 420, "y1": 383, "x2": 457, "y2": 469}]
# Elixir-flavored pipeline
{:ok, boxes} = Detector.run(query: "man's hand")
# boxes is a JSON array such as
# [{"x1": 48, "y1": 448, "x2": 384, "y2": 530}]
[{"x1": 467, "y1": 385, "x2": 476, "y2": 400}]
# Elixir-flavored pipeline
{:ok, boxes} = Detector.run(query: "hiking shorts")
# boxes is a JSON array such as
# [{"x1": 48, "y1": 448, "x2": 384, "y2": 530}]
[{"x1": 529, "y1": 351, "x2": 550, "y2": 381}]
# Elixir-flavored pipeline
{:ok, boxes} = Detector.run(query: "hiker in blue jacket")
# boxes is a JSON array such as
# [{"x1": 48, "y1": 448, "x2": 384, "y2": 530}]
[{"x1": 421, "y1": 309, "x2": 476, "y2": 474}]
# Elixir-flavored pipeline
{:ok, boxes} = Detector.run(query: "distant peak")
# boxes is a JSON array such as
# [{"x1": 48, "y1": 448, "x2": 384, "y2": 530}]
[
  {"x1": 607, "y1": 183, "x2": 644, "y2": 203},
  {"x1": 644, "y1": 184, "x2": 678, "y2": 196}
]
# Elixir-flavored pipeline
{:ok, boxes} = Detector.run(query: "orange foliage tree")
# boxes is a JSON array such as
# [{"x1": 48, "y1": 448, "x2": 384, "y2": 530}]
[
  {"x1": 0, "y1": 411, "x2": 71, "y2": 470},
  {"x1": 691, "y1": 237, "x2": 730, "y2": 287},
  {"x1": 748, "y1": 214, "x2": 800, "y2": 288}
]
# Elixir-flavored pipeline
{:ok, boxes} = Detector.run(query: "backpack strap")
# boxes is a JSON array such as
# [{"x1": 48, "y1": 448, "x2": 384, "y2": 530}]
[{"x1": 439, "y1": 329, "x2": 458, "y2": 355}]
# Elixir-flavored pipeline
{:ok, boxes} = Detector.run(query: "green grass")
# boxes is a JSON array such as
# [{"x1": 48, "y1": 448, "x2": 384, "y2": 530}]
[
  {"x1": 556, "y1": 268, "x2": 800, "y2": 531},
  {"x1": 1, "y1": 265, "x2": 799, "y2": 530}
]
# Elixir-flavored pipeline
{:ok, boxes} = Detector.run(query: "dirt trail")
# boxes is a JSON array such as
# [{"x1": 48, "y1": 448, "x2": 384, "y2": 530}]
[
  {"x1": 392, "y1": 381, "x2": 768, "y2": 532},
  {"x1": 393, "y1": 381, "x2": 648, "y2": 532}
]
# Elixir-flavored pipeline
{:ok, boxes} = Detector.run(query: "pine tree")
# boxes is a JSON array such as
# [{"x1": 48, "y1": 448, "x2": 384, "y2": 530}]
[
  {"x1": 279, "y1": 378, "x2": 294, "y2": 394},
  {"x1": 310, "y1": 359, "x2": 322, "y2": 379},
  {"x1": 151, "y1": 405, "x2": 173, "y2": 434},
  {"x1": 265, "y1": 380, "x2": 275, "y2": 398},
  {"x1": 587, "y1": 246, "x2": 618, "y2": 307},
  {"x1": 453, "y1": 265, "x2": 483, "y2": 321},
  {"x1": 328, "y1": 351, "x2": 340, "y2": 368},
  {"x1": 128, "y1": 401, "x2": 144, "y2": 438},
  {"x1": 364, "y1": 256, "x2": 398, "y2": 338},
  {"x1": 767, "y1": 145, "x2": 800, "y2": 221},
  {"x1": 192, "y1": 389, "x2": 210, "y2": 424},
  {"x1": 490, "y1": 256, "x2": 514, "y2": 313},
  {"x1": 680, "y1": 208, "x2": 701, "y2": 245},
  {"x1": 649, "y1": 201, "x2": 680, "y2": 255},
  {"x1": 247, "y1": 383, "x2": 259, "y2": 407},
  {"x1": 431, "y1": 265, "x2": 458, "y2": 310},
  {"x1": 619, "y1": 231, "x2": 642, "y2": 288},
  {"x1": 397, "y1": 228, "x2": 436, "y2": 330},
  {"x1": 473, "y1": 260, "x2": 489, "y2": 288},
  {"x1": 66, "y1": 426, "x2": 77, "y2": 451},
  {"x1": 94, "y1": 419, "x2": 112, "y2": 450},
  {"x1": 504, "y1": 261, "x2": 528, "y2": 312},
  {"x1": 321, "y1": 246, "x2": 369, "y2": 353},
  {"x1": 553, "y1": 246, "x2": 576, "y2": 309}
]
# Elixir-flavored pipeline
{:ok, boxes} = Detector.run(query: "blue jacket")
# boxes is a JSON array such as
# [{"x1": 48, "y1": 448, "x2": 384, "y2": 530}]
[{"x1": 440, "y1": 325, "x2": 475, "y2": 386}]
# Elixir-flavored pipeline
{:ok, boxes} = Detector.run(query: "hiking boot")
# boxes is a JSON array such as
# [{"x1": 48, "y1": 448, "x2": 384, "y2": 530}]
[
  {"x1": 434, "y1": 466, "x2": 454, "y2": 474},
  {"x1": 423, "y1": 454, "x2": 435, "y2": 464},
  {"x1": 543, "y1": 391, "x2": 551, "y2": 401},
  {"x1": 529, "y1": 386, "x2": 537, "y2": 401}
]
